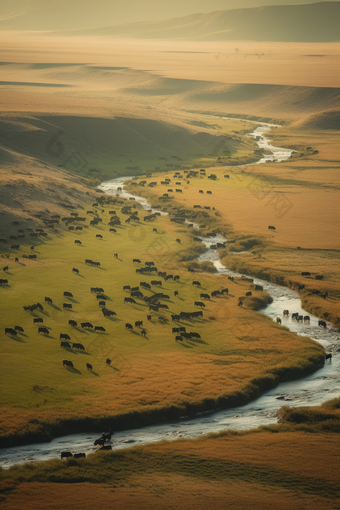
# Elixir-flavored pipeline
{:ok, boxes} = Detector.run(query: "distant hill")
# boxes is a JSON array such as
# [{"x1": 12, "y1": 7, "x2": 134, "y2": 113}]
[{"x1": 69, "y1": 2, "x2": 340, "y2": 42}]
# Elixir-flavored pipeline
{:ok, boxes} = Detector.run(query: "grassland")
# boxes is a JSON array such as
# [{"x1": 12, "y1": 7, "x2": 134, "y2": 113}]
[
  {"x1": 0, "y1": 189, "x2": 326, "y2": 447},
  {"x1": 1, "y1": 398, "x2": 339, "y2": 509}
]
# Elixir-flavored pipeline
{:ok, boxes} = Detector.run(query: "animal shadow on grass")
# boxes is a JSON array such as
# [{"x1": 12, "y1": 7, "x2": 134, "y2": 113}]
[
  {"x1": 49, "y1": 303, "x2": 61, "y2": 311},
  {"x1": 88, "y1": 370, "x2": 99, "y2": 376},
  {"x1": 74, "y1": 273, "x2": 85, "y2": 278},
  {"x1": 109, "y1": 366, "x2": 120, "y2": 372},
  {"x1": 41, "y1": 310, "x2": 50, "y2": 317},
  {"x1": 188, "y1": 338, "x2": 208, "y2": 345},
  {"x1": 18, "y1": 332, "x2": 29, "y2": 338},
  {"x1": 68, "y1": 298, "x2": 79, "y2": 303},
  {"x1": 11, "y1": 335, "x2": 26, "y2": 343},
  {"x1": 96, "y1": 266, "x2": 107, "y2": 270},
  {"x1": 18, "y1": 262, "x2": 26, "y2": 266},
  {"x1": 103, "y1": 295, "x2": 112, "y2": 301},
  {"x1": 3, "y1": 271, "x2": 13, "y2": 276},
  {"x1": 67, "y1": 367, "x2": 81, "y2": 374},
  {"x1": 178, "y1": 342, "x2": 192, "y2": 349}
]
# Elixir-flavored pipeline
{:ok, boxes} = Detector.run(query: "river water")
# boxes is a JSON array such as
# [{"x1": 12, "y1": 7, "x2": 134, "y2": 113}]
[{"x1": 1, "y1": 119, "x2": 338, "y2": 469}]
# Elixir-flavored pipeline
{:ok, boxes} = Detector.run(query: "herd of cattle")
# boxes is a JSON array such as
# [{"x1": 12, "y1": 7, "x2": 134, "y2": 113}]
[{"x1": 2, "y1": 177, "x2": 334, "y2": 377}]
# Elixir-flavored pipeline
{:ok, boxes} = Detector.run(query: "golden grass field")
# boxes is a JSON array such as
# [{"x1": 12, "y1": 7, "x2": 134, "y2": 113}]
[{"x1": 0, "y1": 28, "x2": 339, "y2": 509}]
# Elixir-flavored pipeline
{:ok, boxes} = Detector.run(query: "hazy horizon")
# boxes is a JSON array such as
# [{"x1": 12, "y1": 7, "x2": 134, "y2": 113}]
[{"x1": 0, "y1": 0, "x2": 338, "y2": 30}]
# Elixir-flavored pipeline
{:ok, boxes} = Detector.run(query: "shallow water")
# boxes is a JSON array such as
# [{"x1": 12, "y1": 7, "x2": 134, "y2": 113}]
[{"x1": 1, "y1": 119, "x2": 338, "y2": 469}]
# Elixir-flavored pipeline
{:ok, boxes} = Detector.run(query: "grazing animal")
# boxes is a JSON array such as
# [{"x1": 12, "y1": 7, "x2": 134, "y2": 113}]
[
  {"x1": 133, "y1": 258, "x2": 141, "y2": 263},
  {"x1": 190, "y1": 332, "x2": 201, "y2": 339},
  {"x1": 292, "y1": 313, "x2": 299, "y2": 321},
  {"x1": 193, "y1": 281, "x2": 201, "y2": 286},
  {"x1": 14, "y1": 325, "x2": 24, "y2": 332},
  {"x1": 3, "y1": 266, "x2": 9, "y2": 271},
  {"x1": 96, "y1": 234, "x2": 103, "y2": 239},
  {"x1": 135, "y1": 320, "x2": 143, "y2": 327},
  {"x1": 140, "y1": 282, "x2": 151, "y2": 289},
  {"x1": 100, "y1": 445, "x2": 112, "y2": 451},
  {"x1": 106, "y1": 358, "x2": 111, "y2": 365},
  {"x1": 207, "y1": 191, "x2": 212, "y2": 194},
  {"x1": 123, "y1": 285, "x2": 131, "y2": 291},
  {"x1": 15, "y1": 257, "x2": 19, "y2": 262},
  {"x1": 125, "y1": 323, "x2": 133, "y2": 330},
  {"x1": 246, "y1": 291, "x2": 252, "y2": 297},
  {"x1": 60, "y1": 333, "x2": 70, "y2": 340},
  {"x1": 69, "y1": 320, "x2": 77, "y2": 327},
  {"x1": 174, "y1": 275, "x2": 180, "y2": 281},
  {"x1": 72, "y1": 268, "x2": 79, "y2": 274},
  {"x1": 325, "y1": 353, "x2": 332, "y2": 361},
  {"x1": 45, "y1": 297, "x2": 53, "y2": 303},
  {"x1": 174, "y1": 290, "x2": 178, "y2": 297},
  {"x1": 102, "y1": 308, "x2": 116, "y2": 317},
  {"x1": 304, "y1": 316, "x2": 310, "y2": 323},
  {"x1": 63, "y1": 303, "x2": 72, "y2": 309},
  {"x1": 194, "y1": 301, "x2": 205, "y2": 307},
  {"x1": 318, "y1": 320, "x2": 327, "y2": 328},
  {"x1": 61, "y1": 341, "x2": 71, "y2": 349},
  {"x1": 283, "y1": 310, "x2": 289, "y2": 316},
  {"x1": 81, "y1": 322, "x2": 93, "y2": 329},
  {"x1": 0, "y1": 279, "x2": 8, "y2": 285},
  {"x1": 63, "y1": 291, "x2": 73, "y2": 298},
  {"x1": 188, "y1": 268, "x2": 195, "y2": 273},
  {"x1": 74, "y1": 240, "x2": 82, "y2": 245},
  {"x1": 200, "y1": 293, "x2": 210, "y2": 300},
  {"x1": 301, "y1": 272, "x2": 311, "y2": 277},
  {"x1": 276, "y1": 317, "x2": 282, "y2": 324},
  {"x1": 86, "y1": 363, "x2": 93, "y2": 370},
  {"x1": 124, "y1": 297, "x2": 136, "y2": 304},
  {"x1": 171, "y1": 314, "x2": 180, "y2": 321},
  {"x1": 151, "y1": 280, "x2": 162, "y2": 286},
  {"x1": 175, "y1": 336, "x2": 183, "y2": 341},
  {"x1": 99, "y1": 301, "x2": 106, "y2": 307},
  {"x1": 172, "y1": 327, "x2": 180, "y2": 333},
  {"x1": 38, "y1": 327, "x2": 49, "y2": 334},
  {"x1": 34, "y1": 318, "x2": 43, "y2": 324},
  {"x1": 109, "y1": 228, "x2": 117, "y2": 232},
  {"x1": 176, "y1": 238, "x2": 181, "y2": 243},
  {"x1": 114, "y1": 253, "x2": 118, "y2": 258},
  {"x1": 268, "y1": 226, "x2": 276, "y2": 230},
  {"x1": 141, "y1": 329, "x2": 146, "y2": 337},
  {"x1": 147, "y1": 314, "x2": 152, "y2": 321},
  {"x1": 179, "y1": 327, "x2": 186, "y2": 333},
  {"x1": 73, "y1": 343, "x2": 85, "y2": 350},
  {"x1": 95, "y1": 326, "x2": 106, "y2": 332},
  {"x1": 74, "y1": 453, "x2": 86, "y2": 459},
  {"x1": 5, "y1": 328, "x2": 17, "y2": 336},
  {"x1": 61, "y1": 451, "x2": 73, "y2": 459}
]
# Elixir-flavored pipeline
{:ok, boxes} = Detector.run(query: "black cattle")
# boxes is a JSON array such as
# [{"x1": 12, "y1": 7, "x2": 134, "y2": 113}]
[
  {"x1": 292, "y1": 313, "x2": 299, "y2": 321},
  {"x1": 3, "y1": 266, "x2": 9, "y2": 271},
  {"x1": 301, "y1": 272, "x2": 311, "y2": 277},
  {"x1": 140, "y1": 329, "x2": 147, "y2": 337},
  {"x1": 123, "y1": 285, "x2": 131, "y2": 291},
  {"x1": 159, "y1": 304, "x2": 169, "y2": 309},
  {"x1": 14, "y1": 325, "x2": 24, "y2": 333},
  {"x1": 0, "y1": 279, "x2": 8, "y2": 285},
  {"x1": 63, "y1": 303, "x2": 72, "y2": 309},
  {"x1": 325, "y1": 353, "x2": 332, "y2": 361},
  {"x1": 153, "y1": 228, "x2": 157, "y2": 232},
  {"x1": 5, "y1": 327, "x2": 17, "y2": 336},
  {"x1": 10, "y1": 245, "x2": 20, "y2": 251},
  {"x1": 69, "y1": 320, "x2": 77, "y2": 327},
  {"x1": 172, "y1": 314, "x2": 180, "y2": 321},
  {"x1": 200, "y1": 293, "x2": 210, "y2": 300},
  {"x1": 106, "y1": 358, "x2": 111, "y2": 365},
  {"x1": 34, "y1": 318, "x2": 43, "y2": 324},
  {"x1": 172, "y1": 327, "x2": 180, "y2": 333},
  {"x1": 61, "y1": 341, "x2": 71, "y2": 348},
  {"x1": 246, "y1": 291, "x2": 252, "y2": 297},
  {"x1": 165, "y1": 274, "x2": 173, "y2": 280},
  {"x1": 147, "y1": 314, "x2": 152, "y2": 320},
  {"x1": 61, "y1": 451, "x2": 73, "y2": 459},
  {"x1": 81, "y1": 322, "x2": 93, "y2": 329},
  {"x1": 28, "y1": 254, "x2": 36, "y2": 259},
  {"x1": 158, "y1": 271, "x2": 166, "y2": 278},
  {"x1": 268, "y1": 226, "x2": 276, "y2": 230},
  {"x1": 91, "y1": 287, "x2": 104, "y2": 293},
  {"x1": 64, "y1": 291, "x2": 73, "y2": 298},
  {"x1": 176, "y1": 238, "x2": 181, "y2": 243},
  {"x1": 192, "y1": 311, "x2": 203, "y2": 318},
  {"x1": 98, "y1": 301, "x2": 105, "y2": 307},
  {"x1": 193, "y1": 281, "x2": 201, "y2": 286},
  {"x1": 190, "y1": 332, "x2": 201, "y2": 339},
  {"x1": 174, "y1": 275, "x2": 180, "y2": 281},
  {"x1": 100, "y1": 444, "x2": 112, "y2": 451},
  {"x1": 135, "y1": 320, "x2": 143, "y2": 327},
  {"x1": 38, "y1": 327, "x2": 49, "y2": 334},
  {"x1": 131, "y1": 286, "x2": 139, "y2": 292},
  {"x1": 60, "y1": 333, "x2": 70, "y2": 340},
  {"x1": 151, "y1": 280, "x2": 162, "y2": 286},
  {"x1": 179, "y1": 327, "x2": 186, "y2": 333},
  {"x1": 199, "y1": 190, "x2": 204, "y2": 194},
  {"x1": 304, "y1": 316, "x2": 310, "y2": 323},
  {"x1": 73, "y1": 343, "x2": 85, "y2": 350},
  {"x1": 45, "y1": 297, "x2": 53, "y2": 303},
  {"x1": 96, "y1": 234, "x2": 103, "y2": 239},
  {"x1": 73, "y1": 453, "x2": 86, "y2": 459},
  {"x1": 74, "y1": 240, "x2": 82, "y2": 245},
  {"x1": 133, "y1": 258, "x2": 141, "y2": 263},
  {"x1": 124, "y1": 297, "x2": 136, "y2": 304},
  {"x1": 318, "y1": 320, "x2": 327, "y2": 328},
  {"x1": 298, "y1": 284, "x2": 305, "y2": 291},
  {"x1": 109, "y1": 228, "x2": 117, "y2": 232},
  {"x1": 276, "y1": 317, "x2": 282, "y2": 324},
  {"x1": 86, "y1": 363, "x2": 93, "y2": 370},
  {"x1": 207, "y1": 191, "x2": 212, "y2": 194},
  {"x1": 149, "y1": 304, "x2": 159, "y2": 311},
  {"x1": 96, "y1": 294, "x2": 106, "y2": 300},
  {"x1": 114, "y1": 253, "x2": 118, "y2": 259},
  {"x1": 175, "y1": 336, "x2": 183, "y2": 341},
  {"x1": 102, "y1": 308, "x2": 116, "y2": 317},
  {"x1": 174, "y1": 290, "x2": 178, "y2": 297},
  {"x1": 211, "y1": 290, "x2": 221, "y2": 297},
  {"x1": 315, "y1": 274, "x2": 324, "y2": 280},
  {"x1": 15, "y1": 257, "x2": 19, "y2": 262},
  {"x1": 125, "y1": 323, "x2": 133, "y2": 330},
  {"x1": 188, "y1": 268, "x2": 195, "y2": 273},
  {"x1": 95, "y1": 326, "x2": 106, "y2": 332},
  {"x1": 194, "y1": 301, "x2": 205, "y2": 307},
  {"x1": 140, "y1": 282, "x2": 151, "y2": 289},
  {"x1": 145, "y1": 261, "x2": 155, "y2": 267}
]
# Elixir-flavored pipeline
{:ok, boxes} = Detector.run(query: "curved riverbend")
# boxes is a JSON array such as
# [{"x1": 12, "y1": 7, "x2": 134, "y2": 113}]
[{"x1": 1, "y1": 119, "x2": 338, "y2": 469}]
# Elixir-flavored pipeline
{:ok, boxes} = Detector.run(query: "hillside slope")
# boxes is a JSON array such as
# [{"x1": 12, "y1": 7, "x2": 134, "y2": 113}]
[{"x1": 71, "y1": 2, "x2": 340, "y2": 42}]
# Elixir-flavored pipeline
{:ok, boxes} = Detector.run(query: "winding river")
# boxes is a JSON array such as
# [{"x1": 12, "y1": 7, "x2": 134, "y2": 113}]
[{"x1": 1, "y1": 120, "x2": 339, "y2": 469}]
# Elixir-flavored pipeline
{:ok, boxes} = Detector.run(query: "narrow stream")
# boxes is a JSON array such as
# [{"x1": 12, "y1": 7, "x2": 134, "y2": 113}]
[{"x1": 1, "y1": 119, "x2": 338, "y2": 469}]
